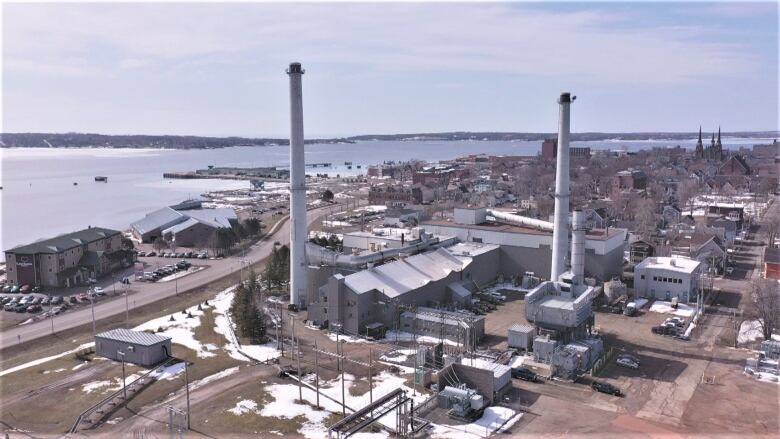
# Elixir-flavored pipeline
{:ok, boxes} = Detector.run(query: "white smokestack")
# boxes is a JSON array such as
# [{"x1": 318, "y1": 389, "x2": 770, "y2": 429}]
[
  {"x1": 571, "y1": 209, "x2": 586, "y2": 285},
  {"x1": 550, "y1": 92, "x2": 574, "y2": 281},
  {"x1": 287, "y1": 62, "x2": 307, "y2": 308}
]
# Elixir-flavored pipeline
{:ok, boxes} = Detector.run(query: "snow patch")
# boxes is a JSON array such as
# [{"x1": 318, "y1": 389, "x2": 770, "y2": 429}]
[
  {"x1": 648, "y1": 301, "x2": 696, "y2": 318},
  {"x1": 228, "y1": 399, "x2": 259, "y2": 415},
  {"x1": 738, "y1": 319, "x2": 765, "y2": 344},
  {"x1": 0, "y1": 342, "x2": 95, "y2": 377}
]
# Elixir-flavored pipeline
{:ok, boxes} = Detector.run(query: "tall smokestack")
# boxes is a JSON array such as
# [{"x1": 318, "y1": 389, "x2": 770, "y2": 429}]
[
  {"x1": 551, "y1": 92, "x2": 574, "y2": 281},
  {"x1": 571, "y1": 209, "x2": 586, "y2": 285},
  {"x1": 287, "y1": 62, "x2": 307, "y2": 308}
]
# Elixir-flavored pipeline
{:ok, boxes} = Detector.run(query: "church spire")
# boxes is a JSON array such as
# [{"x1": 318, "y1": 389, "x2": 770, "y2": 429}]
[{"x1": 695, "y1": 126, "x2": 704, "y2": 158}]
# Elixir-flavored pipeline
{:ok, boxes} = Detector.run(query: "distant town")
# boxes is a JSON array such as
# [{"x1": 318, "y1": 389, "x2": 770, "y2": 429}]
[{"x1": 1, "y1": 130, "x2": 778, "y2": 150}]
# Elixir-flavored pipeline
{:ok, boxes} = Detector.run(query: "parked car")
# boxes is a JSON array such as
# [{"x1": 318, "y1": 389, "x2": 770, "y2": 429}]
[
  {"x1": 137, "y1": 251, "x2": 147, "y2": 257},
  {"x1": 198, "y1": 253, "x2": 208, "y2": 259},
  {"x1": 70, "y1": 296, "x2": 78, "y2": 303},
  {"x1": 616, "y1": 357, "x2": 640, "y2": 369},
  {"x1": 10, "y1": 285, "x2": 20, "y2": 294},
  {"x1": 93, "y1": 287, "x2": 105, "y2": 296},
  {"x1": 20, "y1": 284, "x2": 32, "y2": 294},
  {"x1": 184, "y1": 251, "x2": 193, "y2": 258},
  {"x1": 591, "y1": 381, "x2": 622, "y2": 396},
  {"x1": 51, "y1": 296, "x2": 64, "y2": 305},
  {"x1": 26, "y1": 305, "x2": 42, "y2": 313},
  {"x1": 31, "y1": 297, "x2": 42, "y2": 305},
  {"x1": 726, "y1": 267, "x2": 735, "y2": 275},
  {"x1": 512, "y1": 367, "x2": 539, "y2": 382},
  {"x1": 4, "y1": 303, "x2": 16, "y2": 311},
  {"x1": 32, "y1": 286, "x2": 41, "y2": 293},
  {"x1": 147, "y1": 251, "x2": 157, "y2": 257},
  {"x1": 13, "y1": 304, "x2": 27, "y2": 312}
]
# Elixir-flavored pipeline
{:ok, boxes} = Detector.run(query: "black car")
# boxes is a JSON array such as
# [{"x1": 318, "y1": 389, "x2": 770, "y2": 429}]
[
  {"x1": 512, "y1": 367, "x2": 538, "y2": 382},
  {"x1": 591, "y1": 381, "x2": 622, "y2": 396}
]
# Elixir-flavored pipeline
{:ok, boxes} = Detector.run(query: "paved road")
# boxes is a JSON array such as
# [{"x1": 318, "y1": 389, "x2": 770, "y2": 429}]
[{"x1": 0, "y1": 206, "x2": 333, "y2": 349}]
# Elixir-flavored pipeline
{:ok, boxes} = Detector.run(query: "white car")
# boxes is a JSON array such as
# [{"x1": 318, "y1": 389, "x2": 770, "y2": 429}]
[
  {"x1": 726, "y1": 267, "x2": 735, "y2": 275},
  {"x1": 93, "y1": 287, "x2": 105, "y2": 295},
  {"x1": 616, "y1": 357, "x2": 640, "y2": 369}
]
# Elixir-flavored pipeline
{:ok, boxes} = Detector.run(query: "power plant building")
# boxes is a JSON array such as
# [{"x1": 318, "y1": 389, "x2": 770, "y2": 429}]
[
  {"x1": 306, "y1": 243, "x2": 499, "y2": 337},
  {"x1": 422, "y1": 210, "x2": 625, "y2": 282}
]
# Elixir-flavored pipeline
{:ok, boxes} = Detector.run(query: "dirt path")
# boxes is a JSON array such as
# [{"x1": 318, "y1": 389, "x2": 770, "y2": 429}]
[{"x1": 94, "y1": 364, "x2": 276, "y2": 437}]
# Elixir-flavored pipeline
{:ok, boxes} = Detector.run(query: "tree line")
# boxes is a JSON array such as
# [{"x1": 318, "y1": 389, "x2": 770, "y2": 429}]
[{"x1": 230, "y1": 271, "x2": 266, "y2": 343}]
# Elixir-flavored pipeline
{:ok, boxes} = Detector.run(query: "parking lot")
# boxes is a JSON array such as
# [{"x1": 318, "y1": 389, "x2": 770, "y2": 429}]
[{"x1": 0, "y1": 252, "x2": 207, "y2": 331}]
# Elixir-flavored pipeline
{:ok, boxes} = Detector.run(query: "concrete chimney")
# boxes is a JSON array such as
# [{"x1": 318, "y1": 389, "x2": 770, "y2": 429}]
[
  {"x1": 571, "y1": 209, "x2": 586, "y2": 285},
  {"x1": 287, "y1": 62, "x2": 307, "y2": 308},
  {"x1": 550, "y1": 92, "x2": 574, "y2": 281}
]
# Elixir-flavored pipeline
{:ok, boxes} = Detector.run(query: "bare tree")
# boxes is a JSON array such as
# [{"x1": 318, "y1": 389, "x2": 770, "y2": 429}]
[
  {"x1": 749, "y1": 278, "x2": 779, "y2": 341},
  {"x1": 765, "y1": 215, "x2": 780, "y2": 250},
  {"x1": 634, "y1": 198, "x2": 659, "y2": 240}
]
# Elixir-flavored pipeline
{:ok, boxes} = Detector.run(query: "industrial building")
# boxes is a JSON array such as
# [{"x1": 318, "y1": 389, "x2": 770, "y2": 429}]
[
  {"x1": 95, "y1": 329, "x2": 171, "y2": 367},
  {"x1": 130, "y1": 206, "x2": 237, "y2": 245},
  {"x1": 633, "y1": 256, "x2": 702, "y2": 303},
  {"x1": 306, "y1": 243, "x2": 499, "y2": 338},
  {"x1": 399, "y1": 307, "x2": 485, "y2": 347},
  {"x1": 422, "y1": 207, "x2": 626, "y2": 282},
  {"x1": 4, "y1": 227, "x2": 128, "y2": 288},
  {"x1": 437, "y1": 358, "x2": 512, "y2": 405},
  {"x1": 341, "y1": 227, "x2": 423, "y2": 254}
]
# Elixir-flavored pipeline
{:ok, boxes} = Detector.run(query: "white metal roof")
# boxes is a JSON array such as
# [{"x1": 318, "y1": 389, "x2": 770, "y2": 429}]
[
  {"x1": 344, "y1": 248, "x2": 471, "y2": 298},
  {"x1": 95, "y1": 328, "x2": 171, "y2": 347},
  {"x1": 636, "y1": 256, "x2": 701, "y2": 274}
]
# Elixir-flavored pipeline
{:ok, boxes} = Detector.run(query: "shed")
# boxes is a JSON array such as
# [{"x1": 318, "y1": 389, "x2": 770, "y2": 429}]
[
  {"x1": 95, "y1": 329, "x2": 171, "y2": 367},
  {"x1": 508, "y1": 323, "x2": 535, "y2": 351}
]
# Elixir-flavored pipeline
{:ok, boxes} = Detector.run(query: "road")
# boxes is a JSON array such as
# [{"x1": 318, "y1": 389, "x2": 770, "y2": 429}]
[{"x1": 0, "y1": 206, "x2": 334, "y2": 349}]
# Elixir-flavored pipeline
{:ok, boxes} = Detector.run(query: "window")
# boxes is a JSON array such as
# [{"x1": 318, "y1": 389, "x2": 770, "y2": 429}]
[
  {"x1": 472, "y1": 237, "x2": 483, "y2": 243},
  {"x1": 653, "y1": 276, "x2": 658, "y2": 281},
  {"x1": 640, "y1": 275, "x2": 645, "y2": 280}
]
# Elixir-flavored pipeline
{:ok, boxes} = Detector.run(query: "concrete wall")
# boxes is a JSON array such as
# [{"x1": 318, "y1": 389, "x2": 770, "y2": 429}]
[
  {"x1": 438, "y1": 363, "x2": 496, "y2": 404},
  {"x1": 634, "y1": 266, "x2": 699, "y2": 303},
  {"x1": 95, "y1": 337, "x2": 171, "y2": 367}
]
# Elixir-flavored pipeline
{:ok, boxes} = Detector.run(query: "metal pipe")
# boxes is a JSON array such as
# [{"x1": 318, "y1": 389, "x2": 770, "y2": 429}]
[
  {"x1": 305, "y1": 236, "x2": 459, "y2": 268},
  {"x1": 287, "y1": 62, "x2": 307, "y2": 308},
  {"x1": 486, "y1": 209, "x2": 554, "y2": 231},
  {"x1": 551, "y1": 92, "x2": 574, "y2": 281}
]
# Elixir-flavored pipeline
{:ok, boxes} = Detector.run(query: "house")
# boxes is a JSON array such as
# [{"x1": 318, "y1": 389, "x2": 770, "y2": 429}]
[
  {"x1": 662, "y1": 205, "x2": 682, "y2": 226},
  {"x1": 763, "y1": 247, "x2": 780, "y2": 280},
  {"x1": 629, "y1": 240, "x2": 655, "y2": 265},
  {"x1": 670, "y1": 234, "x2": 726, "y2": 274}
]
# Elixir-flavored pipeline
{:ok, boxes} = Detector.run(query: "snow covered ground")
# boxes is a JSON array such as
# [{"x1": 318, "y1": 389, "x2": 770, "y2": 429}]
[
  {"x1": 383, "y1": 331, "x2": 460, "y2": 347},
  {"x1": 379, "y1": 349, "x2": 417, "y2": 364},
  {"x1": 430, "y1": 407, "x2": 521, "y2": 439},
  {"x1": 486, "y1": 282, "x2": 530, "y2": 295},
  {"x1": 648, "y1": 301, "x2": 696, "y2": 318},
  {"x1": 157, "y1": 266, "x2": 205, "y2": 283},
  {"x1": 738, "y1": 319, "x2": 765, "y2": 344},
  {"x1": 133, "y1": 301, "x2": 218, "y2": 358},
  {"x1": 633, "y1": 298, "x2": 649, "y2": 309},
  {"x1": 0, "y1": 342, "x2": 95, "y2": 377},
  {"x1": 211, "y1": 286, "x2": 282, "y2": 363}
]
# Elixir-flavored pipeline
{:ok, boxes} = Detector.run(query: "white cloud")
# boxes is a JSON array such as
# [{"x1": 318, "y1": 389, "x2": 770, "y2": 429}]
[{"x1": 2, "y1": 3, "x2": 761, "y2": 84}]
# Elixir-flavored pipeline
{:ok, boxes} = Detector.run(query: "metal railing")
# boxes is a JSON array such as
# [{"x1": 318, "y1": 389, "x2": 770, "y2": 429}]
[{"x1": 69, "y1": 356, "x2": 178, "y2": 434}]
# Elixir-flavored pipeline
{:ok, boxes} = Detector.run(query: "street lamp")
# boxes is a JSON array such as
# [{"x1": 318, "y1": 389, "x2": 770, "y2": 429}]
[
  {"x1": 89, "y1": 287, "x2": 96, "y2": 337},
  {"x1": 117, "y1": 350, "x2": 127, "y2": 401}
]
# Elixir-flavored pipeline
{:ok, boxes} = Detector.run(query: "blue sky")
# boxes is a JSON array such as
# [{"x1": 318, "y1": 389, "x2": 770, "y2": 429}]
[{"x1": 2, "y1": 2, "x2": 778, "y2": 137}]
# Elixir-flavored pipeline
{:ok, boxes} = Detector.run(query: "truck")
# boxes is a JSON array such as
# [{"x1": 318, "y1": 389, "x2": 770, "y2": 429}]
[{"x1": 623, "y1": 302, "x2": 638, "y2": 317}]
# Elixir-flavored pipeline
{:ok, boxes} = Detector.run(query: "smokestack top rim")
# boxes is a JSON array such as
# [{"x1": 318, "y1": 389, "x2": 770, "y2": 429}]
[
  {"x1": 287, "y1": 62, "x2": 305, "y2": 74},
  {"x1": 559, "y1": 92, "x2": 572, "y2": 103}
]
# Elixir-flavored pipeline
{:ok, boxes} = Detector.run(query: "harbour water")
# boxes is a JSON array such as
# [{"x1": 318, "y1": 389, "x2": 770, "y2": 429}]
[{"x1": 0, "y1": 137, "x2": 771, "y2": 254}]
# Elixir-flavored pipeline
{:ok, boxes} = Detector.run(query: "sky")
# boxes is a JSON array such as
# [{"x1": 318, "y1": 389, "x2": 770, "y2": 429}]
[{"x1": 2, "y1": 1, "x2": 778, "y2": 138}]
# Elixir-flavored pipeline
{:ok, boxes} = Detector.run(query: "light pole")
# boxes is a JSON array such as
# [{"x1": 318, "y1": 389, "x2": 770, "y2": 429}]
[
  {"x1": 89, "y1": 288, "x2": 96, "y2": 337},
  {"x1": 124, "y1": 283, "x2": 130, "y2": 325},
  {"x1": 118, "y1": 350, "x2": 127, "y2": 401},
  {"x1": 184, "y1": 360, "x2": 191, "y2": 430}
]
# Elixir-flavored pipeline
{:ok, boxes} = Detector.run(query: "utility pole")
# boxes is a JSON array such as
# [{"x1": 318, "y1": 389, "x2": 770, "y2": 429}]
[
  {"x1": 90, "y1": 289, "x2": 96, "y2": 337},
  {"x1": 296, "y1": 336, "x2": 303, "y2": 402},
  {"x1": 125, "y1": 283, "x2": 130, "y2": 325},
  {"x1": 184, "y1": 360, "x2": 191, "y2": 430},
  {"x1": 49, "y1": 291, "x2": 54, "y2": 335},
  {"x1": 314, "y1": 339, "x2": 320, "y2": 409}
]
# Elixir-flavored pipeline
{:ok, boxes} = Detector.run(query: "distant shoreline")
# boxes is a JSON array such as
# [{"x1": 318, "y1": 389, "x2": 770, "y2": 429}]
[{"x1": 0, "y1": 131, "x2": 777, "y2": 150}]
